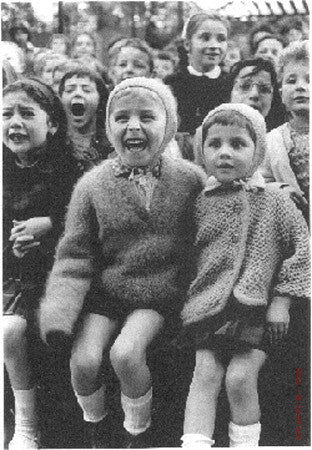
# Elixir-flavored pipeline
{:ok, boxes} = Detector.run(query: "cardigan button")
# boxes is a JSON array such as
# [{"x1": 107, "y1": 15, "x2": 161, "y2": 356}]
[{"x1": 232, "y1": 234, "x2": 239, "y2": 243}]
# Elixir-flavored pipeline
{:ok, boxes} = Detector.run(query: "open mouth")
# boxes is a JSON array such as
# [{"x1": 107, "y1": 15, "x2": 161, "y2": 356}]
[
  {"x1": 249, "y1": 104, "x2": 262, "y2": 112},
  {"x1": 71, "y1": 102, "x2": 85, "y2": 117},
  {"x1": 294, "y1": 96, "x2": 308, "y2": 102},
  {"x1": 8, "y1": 132, "x2": 28, "y2": 143},
  {"x1": 218, "y1": 164, "x2": 233, "y2": 169},
  {"x1": 124, "y1": 138, "x2": 147, "y2": 152}
]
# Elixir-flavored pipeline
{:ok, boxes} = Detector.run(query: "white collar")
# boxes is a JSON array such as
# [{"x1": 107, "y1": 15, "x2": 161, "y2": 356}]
[
  {"x1": 203, "y1": 171, "x2": 266, "y2": 194},
  {"x1": 187, "y1": 65, "x2": 221, "y2": 79}
]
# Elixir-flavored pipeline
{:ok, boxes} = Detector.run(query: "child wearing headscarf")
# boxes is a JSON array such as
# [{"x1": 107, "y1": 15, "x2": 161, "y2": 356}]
[
  {"x1": 39, "y1": 77, "x2": 205, "y2": 448},
  {"x1": 179, "y1": 103, "x2": 310, "y2": 448}
]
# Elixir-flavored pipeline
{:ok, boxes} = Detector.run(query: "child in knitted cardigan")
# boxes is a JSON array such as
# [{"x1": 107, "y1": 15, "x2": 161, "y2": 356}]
[
  {"x1": 180, "y1": 103, "x2": 310, "y2": 449},
  {"x1": 39, "y1": 77, "x2": 205, "y2": 448}
]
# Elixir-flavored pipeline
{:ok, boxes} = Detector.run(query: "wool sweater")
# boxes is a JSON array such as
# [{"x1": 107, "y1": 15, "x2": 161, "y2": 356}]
[
  {"x1": 39, "y1": 155, "x2": 206, "y2": 338},
  {"x1": 181, "y1": 185, "x2": 310, "y2": 326}
]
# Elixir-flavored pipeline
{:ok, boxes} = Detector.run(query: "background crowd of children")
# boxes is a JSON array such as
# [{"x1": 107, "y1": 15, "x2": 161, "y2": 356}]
[{"x1": 2, "y1": 8, "x2": 310, "y2": 450}]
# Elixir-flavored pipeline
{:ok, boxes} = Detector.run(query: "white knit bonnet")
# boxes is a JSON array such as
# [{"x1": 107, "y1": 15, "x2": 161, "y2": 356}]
[
  {"x1": 201, "y1": 103, "x2": 267, "y2": 176},
  {"x1": 106, "y1": 77, "x2": 178, "y2": 155}
]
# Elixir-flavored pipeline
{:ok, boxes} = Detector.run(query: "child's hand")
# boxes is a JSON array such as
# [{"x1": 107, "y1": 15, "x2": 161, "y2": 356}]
[
  {"x1": 10, "y1": 217, "x2": 53, "y2": 242},
  {"x1": 281, "y1": 185, "x2": 308, "y2": 210},
  {"x1": 266, "y1": 296, "x2": 291, "y2": 345},
  {"x1": 12, "y1": 235, "x2": 40, "y2": 258}
]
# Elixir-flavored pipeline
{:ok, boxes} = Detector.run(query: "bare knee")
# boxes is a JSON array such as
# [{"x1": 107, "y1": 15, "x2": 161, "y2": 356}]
[
  {"x1": 192, "y1": 352, "x2": 223, "y2": 391},
  {"x1": 110, "y1": 340, "x2": 144, "y2": 378},
  {"x1": 226, "y1": 365, "x2": 256, "y2": 403},
  {"x1": 3, "y1": 316, "x2": 28, "y2": 359},
  {"x1": 70, "y1": 348, "x2": 103, "y2": 384}
]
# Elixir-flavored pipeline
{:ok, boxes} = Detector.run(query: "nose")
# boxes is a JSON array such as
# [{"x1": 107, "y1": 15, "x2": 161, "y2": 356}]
[
  {"x1": 124, "y1": 63, "x2": 134, "y2": 74},
  {"x1": 127, "y1": 116, "x2": 140, "y2": 130},
  {"x1": 295, "y1": 79, "x2": 308, "y2": 91},
  {"x1": 219, "y1": 143, "x2": 232, "y2": 157},
  {"x1": 208, "y1": 37, "x2": 219, "y2": 48},
  {"x1": 248, "y1": 84, "x2": 260, "y2": 99},
  {"x1": 9, "y1": 112, "x2": 23, "y2": 129}
]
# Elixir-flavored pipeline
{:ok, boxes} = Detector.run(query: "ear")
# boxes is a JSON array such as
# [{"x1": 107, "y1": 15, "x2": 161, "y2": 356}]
[{"x1": 47, "y1": 118, "x2": 59, "y2": 136}]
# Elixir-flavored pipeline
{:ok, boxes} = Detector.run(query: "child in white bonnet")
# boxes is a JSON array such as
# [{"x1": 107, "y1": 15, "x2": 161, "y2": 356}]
[
  {"x1": 39, "y1": 77, "x2": 205, "y2": 448},
  {"x1": 180, "y1": 103, "x2": 310, "y2": 448}
]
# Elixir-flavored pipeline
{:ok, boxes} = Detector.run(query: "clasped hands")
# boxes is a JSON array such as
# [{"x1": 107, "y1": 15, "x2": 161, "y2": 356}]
[{"x1": 9, "y1": 217, "x2": 52, "y2": 258}]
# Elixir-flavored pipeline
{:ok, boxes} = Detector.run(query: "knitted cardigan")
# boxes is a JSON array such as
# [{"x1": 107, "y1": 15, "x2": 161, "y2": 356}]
[
  {"x1": 39, "y1": 155, "x2": 206, "y2": 338},
  {"x1": 181, "y1": 186, "x2": 310, "y2": 326}
]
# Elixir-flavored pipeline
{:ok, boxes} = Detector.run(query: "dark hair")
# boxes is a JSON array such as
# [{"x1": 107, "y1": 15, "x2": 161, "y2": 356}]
[
  {"x1": 184, "y1": 13, "x2": 230, "y2": 43},
  {"x1": 254, "y1": 34, "x2": 285, "y2": 54},
  {"x1": 58, "y1": 66, "x2": 109, "y2": 139},
  {"x1": 279, "y1": 17, "x2": 304, "y2": 36},
  {"x1": 3, "y1": 78, "x2": 68, "y2": 160},
  {"x1": 228, "y1": 58, "x2": 287, "y2": 130},
  {"x1": 202, "y1": 109, "x2": 256, "y2": 146},
  {"x1": 9, "y1": 22, "x2": 31, "y2": 42},
  {"x1": 229, "y1": 58, "x2": 279, "y2": 101}
]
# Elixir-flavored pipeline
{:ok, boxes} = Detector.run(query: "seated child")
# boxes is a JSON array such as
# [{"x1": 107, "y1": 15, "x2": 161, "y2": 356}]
[
  {"x1": 179, "y1": 103, "x2": 310, "y2": 448},
  {"x1": 39, "y1": 77, "x2": 206, "y2": 449}
]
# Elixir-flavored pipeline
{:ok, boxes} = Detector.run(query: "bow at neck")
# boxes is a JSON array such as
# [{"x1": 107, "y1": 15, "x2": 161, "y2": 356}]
[{"x1": 112, "y1": 158, "x2": 161, "y2": 179}]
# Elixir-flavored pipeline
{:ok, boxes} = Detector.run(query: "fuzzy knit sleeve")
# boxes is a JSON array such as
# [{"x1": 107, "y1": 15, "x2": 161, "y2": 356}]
[
  {"x1": 39, "y1": 174, "x2": 99, "y2": 342},
  {"x1": 273, "y1": 192, "x2": 310, "y2": 300}
]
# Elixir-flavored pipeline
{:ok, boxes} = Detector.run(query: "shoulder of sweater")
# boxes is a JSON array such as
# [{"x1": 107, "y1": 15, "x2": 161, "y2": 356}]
[
  {"x1": 72, "y1": 159, "x2": 114, "y2": 191},
  {"x1": 162, "y1": 155, "x2": 207, "y2": 185}
]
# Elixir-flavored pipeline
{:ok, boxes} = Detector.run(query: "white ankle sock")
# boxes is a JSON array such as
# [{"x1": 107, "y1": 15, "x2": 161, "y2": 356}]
[
  {"x1": 121, "y1": 388, "x2": 152, "y2": 436},
  {"x1": 181, "y1": 433, "x2": 215, "y2": 448},
  {"x1": 75, "y1": 385, "x2": 107, "y2": 423},
  {"x1": 13, "y1": 387, "x2": 38, "y2": 438},
  {"x1": 229, "y1": 421, "x2": 261, "y2": 447}
]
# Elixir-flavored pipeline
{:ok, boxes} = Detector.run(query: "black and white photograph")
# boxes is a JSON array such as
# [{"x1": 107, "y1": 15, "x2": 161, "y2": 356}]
[{"x1": 2, "y1": 1, "x2": 310, "y2": 449}]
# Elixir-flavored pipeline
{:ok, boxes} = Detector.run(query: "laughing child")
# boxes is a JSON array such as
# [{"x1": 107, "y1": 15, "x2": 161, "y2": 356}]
[{"x1": 39, "y1": 77, "x2": 205, "y2": 448}]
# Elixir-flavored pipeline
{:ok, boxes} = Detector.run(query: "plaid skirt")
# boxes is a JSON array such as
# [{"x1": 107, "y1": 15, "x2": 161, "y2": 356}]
[{"x1": 178, "y1": 295, "x2": 269, "y2": 358}]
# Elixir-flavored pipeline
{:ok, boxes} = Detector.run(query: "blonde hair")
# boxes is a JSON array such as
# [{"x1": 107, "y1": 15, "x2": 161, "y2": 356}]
[{"x1": 278, "y1": 40, "x2": 309, "y2": 80}]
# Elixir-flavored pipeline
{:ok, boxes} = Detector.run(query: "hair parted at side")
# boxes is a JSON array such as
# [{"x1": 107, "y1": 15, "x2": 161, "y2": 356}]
[
  {"x1": 278, "y1": 40, "x2": 309, "y2": 80},
  {"x1": 184, "y1": 12, "x2": 230, "y2": 43}
]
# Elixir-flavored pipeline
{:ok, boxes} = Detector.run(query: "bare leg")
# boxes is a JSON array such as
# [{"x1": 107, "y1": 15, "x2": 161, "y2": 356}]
[
  {"x1": 110, "y1": 309, "x2": 164, "y2": 398},
  {"x1": 4, "y1": 315, "x2": 32, "y2": 390},
  {"x1": 70, "y1": 313, "x2": 118, "y2": 396},
  {"x1": 183, "y1": 349, "x2": 225, "y2": 440},
  {"x1": 226, "y1": 349, "x2": 266, "y2": 447},
  {"x1": 4, "y1": 315, "x2": 39, "y2": 449},
  {"x1": 226, "y1": 349, "x2": 266, "y2": 425}
]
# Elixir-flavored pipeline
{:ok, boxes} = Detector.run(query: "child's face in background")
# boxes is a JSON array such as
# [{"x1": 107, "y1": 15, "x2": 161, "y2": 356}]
[
  {"x1": 203, "y1": 123, "x2": 255, "y2": 184},
  {"x1": 186, "y1": 19, "x2": 228, "y2": 72},
  {"x1": 3, "y1": 91, "x2": 56, "y2": 158},
  {"x1": 61, "y1": 75, "x2": 100, "y2": 132},
  {"x1": 153, "y1": 58, "x2": 175, "y2": 80},
  {"x1": 51, "y1": 37, "x2": 67, "y2": 55},
  {"x1": 281, "y1": 60, "x2": 309, "y2": 116},
  {"x1": 109, "y1": 89, "x2": 166, "y2": 167},
  {"x1": 231, "y1": 66, "x2": 273, "y2": 118},
  {"x1": 111, "y1": 47, "x2": 151, "y2": 85},
  {"x1": 223, "y1": 47, "x2": 241, "y2": 72},
  {"x1": 74, "y1": 34, "x2": 95, "y2": 58},
  {"x1": 41, "y1": 60, "x2": 56, "y2": 86},
  {"x1": 254, "y1": 38, "x2": 283, "y2": 70}
]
